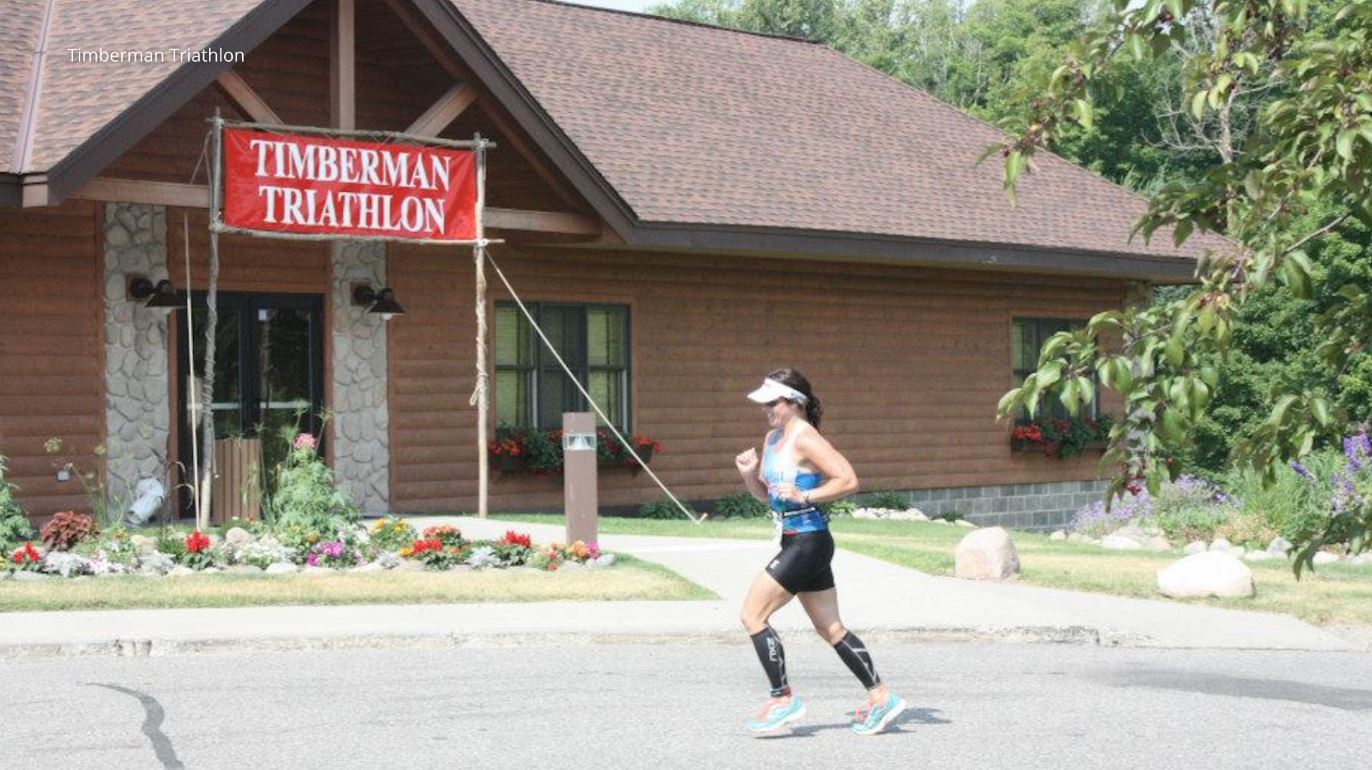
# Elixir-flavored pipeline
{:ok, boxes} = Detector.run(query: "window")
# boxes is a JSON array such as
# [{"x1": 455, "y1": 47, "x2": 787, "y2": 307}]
[
  {"x1": 495, "y1": 302, "x2": 630, "y2": 430},
  {"x1": 1011, "y1": 317, "x2": 1097, "y2": 421}
]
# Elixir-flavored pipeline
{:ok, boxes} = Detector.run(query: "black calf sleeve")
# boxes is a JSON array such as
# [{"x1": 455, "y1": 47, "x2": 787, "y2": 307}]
[
  {"x1": 749, "y1": 626, "x2": 790, "y2": 697},
  {"x1": 833, "y1": 631, "x2": 881, "y2": 690}
]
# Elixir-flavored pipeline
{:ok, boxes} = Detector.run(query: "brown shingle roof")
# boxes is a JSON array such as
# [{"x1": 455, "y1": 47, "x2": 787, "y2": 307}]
[
  {"x1": 1, "y1": 0, "x2": 1222, "y2": 266},
  {"x1": 3, "y1": 0, "x2": 267, "y2": 174},
  {"x1": 453, "y1": 0, "x2": 1218, "y2": 261}
]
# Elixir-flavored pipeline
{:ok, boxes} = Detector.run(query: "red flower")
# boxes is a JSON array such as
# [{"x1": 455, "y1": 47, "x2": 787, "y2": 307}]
[
  {"x1": 185, "y1": 530, "x2": 211, "y2": 553},
  {"x1": 500, "y1": 530, "x2": 532, "y2": 548}
]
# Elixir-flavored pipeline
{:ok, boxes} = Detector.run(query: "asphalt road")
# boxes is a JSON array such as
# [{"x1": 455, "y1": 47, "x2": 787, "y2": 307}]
[{"x1": 3, "y1": 640, "x2": 1368, "y2": 769}]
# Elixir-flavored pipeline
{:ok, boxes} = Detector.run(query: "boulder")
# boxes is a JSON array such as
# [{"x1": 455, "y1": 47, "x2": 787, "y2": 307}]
[
  {"x1": 1049, "y1": 530, "x2": 1067, "y2": 541},
  {"x1": 1184, "y1": 541, "x2": 1208, "y2": 555},
  {"x1": 1100, "y1": 534, "x2": 1143, "y2": 550},
  {"x1": 954, "y1": 527, "x2": 1020, "y2": 581},
  {"x1": 130, "y1": 535, "x2": 157, "y2": 555},
  {"x1": 1157, "y1": 552, "x2": 1255, "y2": 598},
  {"x1": 558, "y1": 561, "x2": 584, "y2": 572},
  {"x1": 1208, "y1": 537, "x2": 1234, "y2": 553},
  {"x1": 1266, "y1": 537, "x2": 1293, "y2": 557},
  {"x1": 12, "y1": 571, "x2": 49, "y2": 581},
  {"x1": 1313, "y1": 551, "x2": 1340, "y2": 565},
  {"x1": 264, "y1": 562, "x2": 299, "y2": 575},
  {"x1": 224, "y1": 527, "x2": 254, "y2": 546},
  {"x1": 1144, "y1": 536, "x2": 1172, "y2": 552}
]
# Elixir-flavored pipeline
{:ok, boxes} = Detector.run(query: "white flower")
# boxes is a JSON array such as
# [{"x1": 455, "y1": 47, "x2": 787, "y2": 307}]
[{"x1": 466, "y1": 546, "x2": 499, "y2": 569}]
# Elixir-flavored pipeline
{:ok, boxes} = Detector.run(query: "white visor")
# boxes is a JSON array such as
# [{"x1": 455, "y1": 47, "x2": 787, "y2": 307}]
[{"x1": 747, "y1": 378, "x2": 808, "y2": 405}]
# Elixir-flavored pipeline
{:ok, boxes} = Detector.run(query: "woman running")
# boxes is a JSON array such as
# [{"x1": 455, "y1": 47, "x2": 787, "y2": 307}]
[{"x1": 734, "y1": 368, "x2": 906, "y2": 736}]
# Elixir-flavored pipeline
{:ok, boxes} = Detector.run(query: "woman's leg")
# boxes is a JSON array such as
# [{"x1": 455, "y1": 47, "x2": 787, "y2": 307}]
[
  {"x1": 797, "y1": 588, "x2": 890, "y2": 705},
  {"x1": 741, "y1": 570, "x2": 796, "y2": 697}
]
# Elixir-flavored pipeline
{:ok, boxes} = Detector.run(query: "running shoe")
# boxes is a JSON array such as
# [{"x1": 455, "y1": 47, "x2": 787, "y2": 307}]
[
  {"x1": 851, "y1": 693, "x2": 906, "y2": 736},
  {"x1": 746, "y1": 696, "x2": 807, "y2": 733}
]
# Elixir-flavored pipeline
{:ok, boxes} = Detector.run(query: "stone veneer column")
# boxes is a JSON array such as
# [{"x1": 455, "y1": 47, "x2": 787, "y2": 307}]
[
  {"x1": 330, "y1": 241, "x2": 390, "y2": 513},
  {"x1": 102, "y1": 203, "x2": 171, "y2": 506}
]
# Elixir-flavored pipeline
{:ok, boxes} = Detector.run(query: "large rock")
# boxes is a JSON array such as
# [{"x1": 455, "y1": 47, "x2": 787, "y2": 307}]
[
  {"x1": 1209, "y1": 537, "x2": 1234, "y2": 553},
  {"x1": 955, "y1": 527, "x2": 1020, "y2": 581},
  {"x1": 1266, "y1": 537, "x2": 1293, "y2": 557},
  {"x1": 1243, "y1": 550, "x2": 1280, "y2": 562},
  {"x1": 224, "y1": 527, "x2": 253, "y2": 546},
  {"x1": 1100, "y1": 534, "x2": 1143, "y2": 550},
  {"x1": 1145, "y1": 536, "x2": 1172, "y2": 552},
  {"x1": 130, "y1": 535, "x2": 157, "y2": 555},
  {"x1": 888, "y1": 509, "x2": 929, "y2": 522},
  {"x1": 1049, "y1": 530, "x2": 1067, "y2": 541},
  {"x1": 1157, "y1": 552, "x2": 1255, "y2": 598},
  {"x1": 1184, "y1": 541, "x2": 1208, "y2": 555}
]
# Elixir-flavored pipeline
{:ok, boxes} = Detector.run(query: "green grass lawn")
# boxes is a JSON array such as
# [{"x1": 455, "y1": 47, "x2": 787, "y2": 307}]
[
  {"x1": 0, "y1": 555, "x2": 714, "y2": 612},
  {"x1": 495, "y1": 514, "x2": 1372, "y2": 628}
]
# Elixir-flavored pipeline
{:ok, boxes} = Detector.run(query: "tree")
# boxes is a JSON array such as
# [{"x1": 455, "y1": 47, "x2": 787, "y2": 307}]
[{"x1": 993, "y1": 0, "x2": 1372, "y2": 574}]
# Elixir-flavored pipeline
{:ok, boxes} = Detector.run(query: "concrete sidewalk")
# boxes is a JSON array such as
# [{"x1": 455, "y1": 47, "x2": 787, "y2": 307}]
[{"x1": 0, "y1": 515, "x2": 1357, "y2": 659}]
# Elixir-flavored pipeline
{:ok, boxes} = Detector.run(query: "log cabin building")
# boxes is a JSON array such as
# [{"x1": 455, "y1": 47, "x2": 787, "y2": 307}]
[{"x1": 0, "y1": 0, "x2": 1219, "y2": 530}]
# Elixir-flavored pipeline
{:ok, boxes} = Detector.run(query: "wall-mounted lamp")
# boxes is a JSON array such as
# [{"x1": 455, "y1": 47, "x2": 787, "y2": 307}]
[
  {"x1": 352, "y1": 284, "x2": 406, "y2": 321},
  {"x1": 128, "y1": 276, "x2": 179, "y2": 314}
]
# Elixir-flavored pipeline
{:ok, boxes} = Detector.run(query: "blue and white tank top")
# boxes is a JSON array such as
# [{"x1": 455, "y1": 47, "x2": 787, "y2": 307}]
[{"x1": 761, "y1": 420, "x2": 828, "y2": 534}]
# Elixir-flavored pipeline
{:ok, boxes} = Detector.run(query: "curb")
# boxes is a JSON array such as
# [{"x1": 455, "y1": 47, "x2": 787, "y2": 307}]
[{"x1": 0, "y1": 625, "x2": 1161, "y2": 661}]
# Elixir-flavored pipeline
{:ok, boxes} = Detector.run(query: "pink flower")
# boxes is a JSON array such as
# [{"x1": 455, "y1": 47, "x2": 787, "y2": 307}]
[{"x1": 293, "y1": 433, "x2": 318, "y2": 451}]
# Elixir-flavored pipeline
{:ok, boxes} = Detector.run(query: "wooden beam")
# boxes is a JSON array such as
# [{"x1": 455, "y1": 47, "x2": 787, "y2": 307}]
[
  {"x1": 330, "y1": 0, "x2": 355, "y2": 130},
  {"x1": 214, "y1": 71, "x2": 282, "y2": 124},
  {"x1": 74, "y1": 177, "x2": 601, "y2": 236},
  {"x1": 75, "y1": 178, "x2": 209, "y2": 208},
  {"x1": 485, "y1": 208, "x2": 600, "y2": 237},
  {"x1": 405, "y1": 83, "x2": 477, "y2": 138}
]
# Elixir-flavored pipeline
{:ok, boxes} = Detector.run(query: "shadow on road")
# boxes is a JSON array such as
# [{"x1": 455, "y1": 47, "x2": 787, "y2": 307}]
[
  {"x1": 1106, "y1": 669, "x2": 1372, "y2": 711},
  {"x1": 84, "y1": 682, "x2": 185, "y2": 769}
]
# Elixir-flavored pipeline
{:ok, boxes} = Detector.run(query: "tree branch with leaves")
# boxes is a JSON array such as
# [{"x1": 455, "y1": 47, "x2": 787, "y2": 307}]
[{"x1": 992, "y1": 0, "x2": 1372, "y2": 575}]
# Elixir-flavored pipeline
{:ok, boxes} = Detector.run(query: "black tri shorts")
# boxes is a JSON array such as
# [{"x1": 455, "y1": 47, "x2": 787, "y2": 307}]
[{"x1": 765, "y1": 530, "x2": 836, "y2": 594}]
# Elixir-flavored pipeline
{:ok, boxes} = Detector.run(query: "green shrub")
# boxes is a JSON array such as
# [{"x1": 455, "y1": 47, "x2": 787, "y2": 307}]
[
  {"x1": 864, "y1": 491, "x2": 907, "y2": 511},
  {"x1": 1223, "y1": 450, "x2": 1338, "y2": 542},
  {"x1": 0, "y1": 454, "x2": 32, "y2": 552},
  {"x1": 638, "y1": 497, "x2": 694, "y2": 520},
  {"x1": 714, "y1": 492, "x2": 769, "y2": 519},
  {"x1": 821, "y1": 498, "x2": 857, "y2": 517},
  {"x1": 267, "y1": 432, "x2": 359, "y2": 534}
]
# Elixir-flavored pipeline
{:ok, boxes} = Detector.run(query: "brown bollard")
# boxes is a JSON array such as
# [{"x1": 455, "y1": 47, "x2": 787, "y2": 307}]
[{"x1": 562, "y1": 412, "x2": 599, "y2": 546}]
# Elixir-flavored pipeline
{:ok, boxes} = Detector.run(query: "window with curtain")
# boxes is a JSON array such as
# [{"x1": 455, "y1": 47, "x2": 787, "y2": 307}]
[
  {"x1": 495, "y1": 302, "x2": 630, "y2": 430},
  {"x1": 1011, "y1": 317, "x2": 1098, "y2": 421}
]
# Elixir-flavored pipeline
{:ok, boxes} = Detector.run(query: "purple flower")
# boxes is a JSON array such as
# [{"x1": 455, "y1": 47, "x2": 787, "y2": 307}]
[
  {"x1": 1290, "y1": 460, "x2": 1316, "y2": 483},
  {"x1": 307, "y1": 552, "x2": 319, "y2": 567}
]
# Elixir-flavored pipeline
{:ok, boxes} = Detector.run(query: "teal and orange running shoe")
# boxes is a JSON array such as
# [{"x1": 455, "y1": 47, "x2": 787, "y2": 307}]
[
  {"x1": 746, "y1": 696, "x2": 807, "y2": 733},
  {"x1": 852, "y1": 693, "x2": 906, "y2": 736}
]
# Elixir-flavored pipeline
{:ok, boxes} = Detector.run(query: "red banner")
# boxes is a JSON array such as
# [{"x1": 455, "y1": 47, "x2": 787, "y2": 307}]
[{"x1": 221, "y1": 128, "x2": 478, "y2": 242}]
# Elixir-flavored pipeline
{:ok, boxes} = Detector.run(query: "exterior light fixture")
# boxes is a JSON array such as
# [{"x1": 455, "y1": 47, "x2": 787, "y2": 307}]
[
  {"x1": 352, "y1": 284, "x2": 406, "y2": 321},
  {"x1": 128, "y1": 276, "x2": 179, "y2": 313}
]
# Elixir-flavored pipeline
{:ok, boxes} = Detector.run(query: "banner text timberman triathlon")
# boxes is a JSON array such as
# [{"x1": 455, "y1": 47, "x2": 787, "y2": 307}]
[{"x1": 221, "y1": 128, "x2": 478, "y2": 242}]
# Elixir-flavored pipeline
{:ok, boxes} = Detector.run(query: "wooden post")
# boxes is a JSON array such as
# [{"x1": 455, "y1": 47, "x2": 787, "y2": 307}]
[
  {"x1": 562, "y1": 412, "x2": 598, "y2": 545},
  {"x1": 330, "y1": 0, "x2": 355, "y2": 130},
  {"x1": 475, "y1": 136, "x2": 489, "y2": 518}
]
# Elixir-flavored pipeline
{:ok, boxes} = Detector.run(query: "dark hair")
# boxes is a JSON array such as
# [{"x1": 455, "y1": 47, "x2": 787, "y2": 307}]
[{"x1": 766, "y1": 368, "x2": 823, "y2": 430}]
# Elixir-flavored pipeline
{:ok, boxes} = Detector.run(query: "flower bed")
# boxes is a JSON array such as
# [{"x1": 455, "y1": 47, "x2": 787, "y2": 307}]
[
  {"x1": 488, "y1": 425, "x2": 662, "y2": 475},
  {"x1": 2, "y1": 521, "x2": 616, "y2": 581},
  {"x1": 1011, "y1": 415, "x2": 1112, "y2": 459}
]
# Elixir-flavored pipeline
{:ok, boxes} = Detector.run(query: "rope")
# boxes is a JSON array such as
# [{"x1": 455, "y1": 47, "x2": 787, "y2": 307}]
[{"x1": 481, "y1": 247, "x2": 701, "y2": 524}]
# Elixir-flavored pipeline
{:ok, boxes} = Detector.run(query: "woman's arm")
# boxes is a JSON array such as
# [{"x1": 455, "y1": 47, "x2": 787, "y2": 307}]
[
  {"x1": 735, "y1": 445, "x2": 770, "y2": 503},
  {"x1": 787, "y1": 430, "x2": 859, "y2": 506}
]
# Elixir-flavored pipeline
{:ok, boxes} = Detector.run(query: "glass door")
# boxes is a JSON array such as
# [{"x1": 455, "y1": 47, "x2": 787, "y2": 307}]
[{"x1": 176, "y1": 293, "x2": 325, "y2": 515}]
